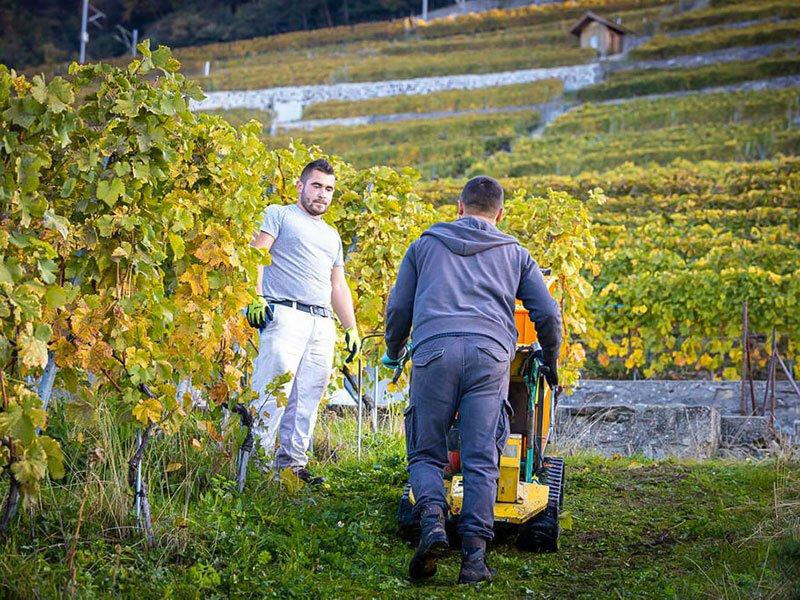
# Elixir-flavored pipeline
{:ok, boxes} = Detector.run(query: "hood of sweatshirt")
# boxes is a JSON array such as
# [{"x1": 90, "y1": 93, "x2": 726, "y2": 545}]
[{"x1": 421, "y1": 216, "x2": 519, "y2": 256}]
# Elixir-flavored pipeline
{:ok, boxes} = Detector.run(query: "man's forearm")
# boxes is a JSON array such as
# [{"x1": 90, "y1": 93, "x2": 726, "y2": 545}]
[
  {"x1": 255, "y1": 264, "x2": 264, "y2": 296},
  {"x1": 331, "y1": 282, "x2": 357, "y2": 329}
]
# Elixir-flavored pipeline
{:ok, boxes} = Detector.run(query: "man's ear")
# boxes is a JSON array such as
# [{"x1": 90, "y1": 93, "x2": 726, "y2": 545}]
[
  {"x1": 457, "y1": 198, "x2": 465, "y2": 217},
  {"x1": 495, "y1": 206, "x2": 505, "y2": 224},
  {"x1": 296, "y1": 179, "x2": 304, "y2": 195}
]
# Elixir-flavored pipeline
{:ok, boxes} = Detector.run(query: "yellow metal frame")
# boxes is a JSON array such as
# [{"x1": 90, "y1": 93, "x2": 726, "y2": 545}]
[{"x1": 445, "y1": 476, "x2": 550, "y2": 525}]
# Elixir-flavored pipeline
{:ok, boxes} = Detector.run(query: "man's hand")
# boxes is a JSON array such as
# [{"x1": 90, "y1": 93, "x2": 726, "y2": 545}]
[
  {"x1": 246, "y1": 297, "x2": 272, "y2": 329},
  {"x1": 344, "y1": 326, "x2": 361, "y2": 362},
  {"x1": 544, "y1": 362, "x2": 559, "y2": 390},
  {"x1": 381, "y1": 344, "x2": 411, "y2": 370}
]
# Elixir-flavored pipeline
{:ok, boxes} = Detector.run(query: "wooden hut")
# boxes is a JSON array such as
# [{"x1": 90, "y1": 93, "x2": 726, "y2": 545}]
[{"x1": 569, "y1": 11, "x2": 631, "y2": 56}]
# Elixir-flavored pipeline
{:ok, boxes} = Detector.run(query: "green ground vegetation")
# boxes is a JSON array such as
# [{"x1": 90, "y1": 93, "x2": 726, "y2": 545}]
[
  {"x1": 303, "y1": 79, "x2": 564, "y2": 120},
  {"x1": 0, "y1": 408, "x2": 797, "y2": 598}
]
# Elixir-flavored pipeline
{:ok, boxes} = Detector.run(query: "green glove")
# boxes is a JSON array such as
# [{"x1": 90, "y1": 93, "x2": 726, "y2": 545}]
[
  {"x1": 381, "y1": 343, "x2": 411, "y2": 369},
  {"x1": 344, "y1": 326, "x2": 361, "y2": 361},
  {"x1": 246, "y1": 297, "x2": 271, "y2": 329}
]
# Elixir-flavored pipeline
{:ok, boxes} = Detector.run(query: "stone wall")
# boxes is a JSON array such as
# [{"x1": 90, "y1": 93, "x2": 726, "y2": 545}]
[
  {"x1": 555, "y1": 380, "x2": 799, "y2": 458},
  {"x1": 190, "y1": 63, "x2": 601, "y2": 116}
]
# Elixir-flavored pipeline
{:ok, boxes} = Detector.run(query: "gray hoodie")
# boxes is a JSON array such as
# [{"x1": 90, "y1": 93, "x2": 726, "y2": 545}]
[{"x1": 385, "y1": 216, "x2": 562, "y2": 375}]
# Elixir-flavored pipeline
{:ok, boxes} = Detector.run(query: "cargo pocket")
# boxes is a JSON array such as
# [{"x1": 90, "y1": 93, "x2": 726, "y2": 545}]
[
  {"x1": 412, "y1": 348, "x2": 445, "y2": 368},
  {"x1": 478, "y1": 344, "x2": 509, "y2": 363},
  {"x1": 403, "y1": 404, "x2": 417, "y2": 455},
  {"x1": 495, "y1": 399, "x2": 512, "y2": 458}
]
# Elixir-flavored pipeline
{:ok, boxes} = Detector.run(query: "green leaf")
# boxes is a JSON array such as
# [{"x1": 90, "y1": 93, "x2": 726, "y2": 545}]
[
  {"x1": 45, "y1": 78, "x2": 74, "y2": 113},
  {"x1": 11, "y1": 454, "x2": 47, "y2": 487},
  {"x1": 38, "y1": 436, "x2": 65, "y2": 480},
  {"x1": 0, "y1": 262, "x2": 12, "y2": 284},
  {"x1": 60, "y1": 177, "x2": 76, "y2": 198},
  {"x1": 44, "y1": 285, "x2": 67, "y2": 309},
  {"x1": 34, "y1": 323, "x2": 52, "y2": 343},
  {"x1": 19, "y1": 328, "x2": 49, "y2": 370},
  {"x1": 30, "y1": 76, "x2": 74, "y2": 114},
  {"x1": 168, "y1": 233, "x2": 185, "y2": 259},
  {"x1": 44, "y1": 209, "x2": 70, "y2": 239},
  {"x1": 38, "y1": 259, "x2": 57, "y2": 284},
  {"x1": 151, "y1": 46, "x2": 173, "y2": 70},
  {"x1": 96, "y1": 178, "x2": 126, "y2": 207}
]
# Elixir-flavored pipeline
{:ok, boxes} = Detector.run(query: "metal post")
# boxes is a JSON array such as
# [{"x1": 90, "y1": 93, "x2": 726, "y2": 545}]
[
  {"x1": 134, "y1": 431, "x2": 142, "y2": 519},
  {"x1": 740, "y1": 301, "x2": 748, "y2": 415},
  {"x1": 79, "y1": 0, "x2": 89, "y2": 64},
  {"x1": 371, "y1": 365, "x2": 379, "y2": 432},
  {"x1": 422, "y1": 0, "x2": 428, "y2": 20},
  {"x1": 132, "y1": 29, "x2": 138, "y2": 57},
  {"x1": 357, "y1": 354, "x2": 363, "y2": 461}
]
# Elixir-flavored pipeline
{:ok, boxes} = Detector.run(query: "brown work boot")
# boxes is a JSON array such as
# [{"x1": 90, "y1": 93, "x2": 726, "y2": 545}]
[
  {"x1": 408, "y1": 504, "x2": 449, "y2": 581},
  {"x1": 458, "y1": 537, "x2": 496, "y2": 584}
]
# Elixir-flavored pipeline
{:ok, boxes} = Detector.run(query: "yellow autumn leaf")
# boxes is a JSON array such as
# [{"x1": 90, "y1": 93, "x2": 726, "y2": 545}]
[
  {"x1": 18, "y1": 328, "x2": 48, "y2": 370},
  {"x1": 165, "y1": 462, "x2": 183, "y2": 473},
  {"x1": 131, "y1": 398, "x2": 163, "y2": 425},
  {"x1": 180, "y1": 265, "x2": 209, "y2": 296}
]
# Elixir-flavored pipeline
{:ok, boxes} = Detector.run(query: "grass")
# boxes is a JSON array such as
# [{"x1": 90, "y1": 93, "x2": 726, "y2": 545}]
[
  {"x1": 0, "y1": 409, "x2": 797, "y2": 598},
  {"x1": 303, "y1": 79, "x2": 564, "y2": 120}
]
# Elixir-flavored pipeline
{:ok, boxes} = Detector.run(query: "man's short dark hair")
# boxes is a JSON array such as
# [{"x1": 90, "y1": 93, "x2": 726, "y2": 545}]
[
  {"x1": 300, "y1": 159, "x2": 335, "y2": 182},
  {"x1": 460, "y1": 176, "x2": 504, "y2": 215}
]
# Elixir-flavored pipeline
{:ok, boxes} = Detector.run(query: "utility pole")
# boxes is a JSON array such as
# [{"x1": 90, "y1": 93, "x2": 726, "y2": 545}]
[
  {"x1": 79, "y1": 0, "x2": 89, "y2": 64},
  {"x1": 422, "y1": 0, "x2": 428, "y2": 20}
]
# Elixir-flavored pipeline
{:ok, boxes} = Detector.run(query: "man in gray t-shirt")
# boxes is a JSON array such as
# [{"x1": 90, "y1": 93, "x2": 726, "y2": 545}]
[{"x1": 246, "y1": 159, "x2": 360, "y2": 485}]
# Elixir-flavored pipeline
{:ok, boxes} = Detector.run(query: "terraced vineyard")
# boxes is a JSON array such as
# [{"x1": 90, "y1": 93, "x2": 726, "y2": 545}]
[
  {"x1": 272, "y1": 111, "x2": 542, "y2": 179},
  {"x1": 2, "y1": 1, "x2": 800, "y2": 598},
  {"x1": 303, "y1": 78, "x2": 564, "y2": 120},
  {"x1": 419, "y1": 156, "x2": 800, "y2": 377},
  {"x1": 476, "y1": 88, "x2": 800, "y2": 175},
  {"x1": 177, "y1": 1, "x2": 667, "y2": 89}
]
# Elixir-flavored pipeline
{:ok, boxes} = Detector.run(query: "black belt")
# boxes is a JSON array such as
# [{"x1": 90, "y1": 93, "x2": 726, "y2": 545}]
[{"x1": 270, "y1": 299, "x2": 333, "y2": 318}]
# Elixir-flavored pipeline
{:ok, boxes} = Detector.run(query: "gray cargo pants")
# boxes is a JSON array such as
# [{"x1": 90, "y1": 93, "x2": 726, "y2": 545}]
[{"x1": 405, "y1": 334, "x2": 511, "y2": 541}]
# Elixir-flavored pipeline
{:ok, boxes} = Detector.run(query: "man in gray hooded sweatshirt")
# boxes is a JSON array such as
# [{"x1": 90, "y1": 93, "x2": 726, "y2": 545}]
[{"x1": 383, "y1": 176, "x2": 561, "y2": 584}]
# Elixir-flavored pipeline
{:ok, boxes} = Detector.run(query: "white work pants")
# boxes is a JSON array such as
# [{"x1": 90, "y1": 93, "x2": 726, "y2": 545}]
[{"x1": 250, "y1": 304, "x2": 336, "y2": 469}]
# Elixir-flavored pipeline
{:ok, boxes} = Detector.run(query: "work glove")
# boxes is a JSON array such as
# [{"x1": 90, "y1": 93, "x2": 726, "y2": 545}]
[
  {"x1": 344, "y1": 326, "x2": 361, "y2": 362},
  {"x1": 381, "y1": 344, "x2": 411, "y2": 370},
  {"x1": 245, "y1": 297, "x2": 272, "y2": 329},
  {"x1": 544, "y1": 362, "x2": 559, "y2": 391}
]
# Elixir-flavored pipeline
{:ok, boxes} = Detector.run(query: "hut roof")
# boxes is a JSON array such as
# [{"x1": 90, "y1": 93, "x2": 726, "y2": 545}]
[{"x1": 569, "y1": 11, "x2": 633, "y2": 36}]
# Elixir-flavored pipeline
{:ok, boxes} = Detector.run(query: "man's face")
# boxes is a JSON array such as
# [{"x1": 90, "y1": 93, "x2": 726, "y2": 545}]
[{"x1": 297, "y1": 170, "x2": 336, "y2": 217}]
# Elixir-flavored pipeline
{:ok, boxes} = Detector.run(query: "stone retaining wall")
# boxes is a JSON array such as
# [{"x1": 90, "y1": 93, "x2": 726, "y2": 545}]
[
  {"x1": 190, "y1": 63, "x2": 601, "y2": 114},
  {"x1": 555, "y1": 380, "x2": 799, "y2": 458}
]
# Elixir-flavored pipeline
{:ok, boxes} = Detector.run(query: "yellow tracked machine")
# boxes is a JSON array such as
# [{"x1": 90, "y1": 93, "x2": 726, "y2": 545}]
[{"x1": 397, "y1": 299, "x2": 564, "y2": 552}]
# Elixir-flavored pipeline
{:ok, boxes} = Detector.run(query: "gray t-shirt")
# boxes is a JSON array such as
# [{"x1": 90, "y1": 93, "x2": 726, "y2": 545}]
[{"x1": 260, "y1": 203, "x2": 344, "y2": 307}]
